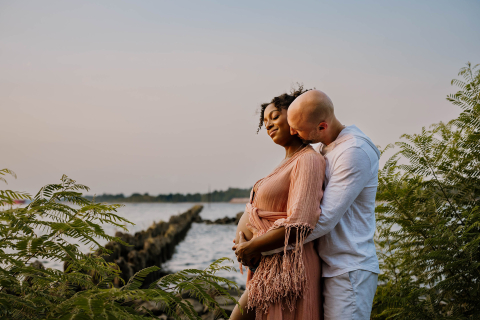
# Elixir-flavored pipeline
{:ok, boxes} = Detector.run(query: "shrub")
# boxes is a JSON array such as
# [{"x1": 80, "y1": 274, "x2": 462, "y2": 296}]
[
  {"x1": 372, "y1": 63, "x2": 480, "y2": 319},
  {"x1": 0, "y1": 172, "x2": 238, "y2": 319}
]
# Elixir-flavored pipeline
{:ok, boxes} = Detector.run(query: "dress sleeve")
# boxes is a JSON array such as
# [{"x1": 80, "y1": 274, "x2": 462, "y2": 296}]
[
  {"x1": 286, "y1": 151, "x2": 325, "y2": 228},
  {"x1": 267, "y1": 151, "x2": 325, "y2": 233}
]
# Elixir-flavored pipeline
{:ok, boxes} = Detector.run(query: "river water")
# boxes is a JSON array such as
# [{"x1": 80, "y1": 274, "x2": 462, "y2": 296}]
[{"x1": 41, "y1": 202, "x2": 248, "y2": 285}]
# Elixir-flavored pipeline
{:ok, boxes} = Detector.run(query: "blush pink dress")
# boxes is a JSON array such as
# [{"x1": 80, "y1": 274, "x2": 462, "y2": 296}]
[{"x1": 244, "y1": 145, "x2": 325, "y2": 320}]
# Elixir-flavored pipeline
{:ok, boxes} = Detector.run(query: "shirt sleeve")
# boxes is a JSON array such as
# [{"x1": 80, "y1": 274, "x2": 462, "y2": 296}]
[
  {"x1": 262, "y1": 146, "x2": 372, "y2": 255},
  {"x1": 305, "y1": 146, "x2": 373, "y2": 241}
]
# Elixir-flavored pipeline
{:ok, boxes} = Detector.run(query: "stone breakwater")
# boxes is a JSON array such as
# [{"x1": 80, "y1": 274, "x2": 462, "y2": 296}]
[
  {"x1": 101, "y1": 205, "x2": 204, "y2": 286},
  {"x1": 100, "y1": 205, "x2": 245, "y2": 318},
  {"x1": 196, "y1": 211, "x2": 243, "y2": 225}
]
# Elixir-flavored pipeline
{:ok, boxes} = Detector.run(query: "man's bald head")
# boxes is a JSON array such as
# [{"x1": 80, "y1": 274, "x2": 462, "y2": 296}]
[
  {"x1": 288, "y1": 90, "x2": 342, "y2": 145},
  {"x1": 288, "y1": 90, "x2": 334, "y2": 127}
]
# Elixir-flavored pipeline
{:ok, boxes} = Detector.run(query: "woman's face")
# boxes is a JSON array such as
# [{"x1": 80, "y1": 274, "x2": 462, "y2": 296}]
[{"x1": 263, "y1": 103, "x2": 297, "y2": 146}]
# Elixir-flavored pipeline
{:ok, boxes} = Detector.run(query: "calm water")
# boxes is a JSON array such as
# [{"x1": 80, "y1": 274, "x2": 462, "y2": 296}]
[{"x1": 40, "y1": 202, "x2": 248, "y2": 285}]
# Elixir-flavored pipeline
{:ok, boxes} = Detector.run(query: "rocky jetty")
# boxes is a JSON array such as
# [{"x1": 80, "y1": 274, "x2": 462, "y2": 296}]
[
  {"x1": 196, "y1": 211, "x2": 244, "y2": 225},
  {"x1": 53, "y1": 204, "x2": 245, "y2": 318},
  {"x1": 99, "y1": 205, "x2": 204, "y2": 286}
]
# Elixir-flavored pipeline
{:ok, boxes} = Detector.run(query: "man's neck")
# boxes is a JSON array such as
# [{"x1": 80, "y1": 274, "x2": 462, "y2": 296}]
[{"x1": 325, "y1": 119, "x2": 345, "y2": 145}]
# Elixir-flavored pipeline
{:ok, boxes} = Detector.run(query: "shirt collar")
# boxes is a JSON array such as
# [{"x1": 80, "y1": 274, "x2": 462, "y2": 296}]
[{"x1": 319, "y1": 125, "x2": 353, "y2": 156}]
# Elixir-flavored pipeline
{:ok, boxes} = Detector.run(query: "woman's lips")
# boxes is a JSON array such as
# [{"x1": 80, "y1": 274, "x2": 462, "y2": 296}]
[{"x1": 269, "y1": 129, "x2": 278, "y2": 137}]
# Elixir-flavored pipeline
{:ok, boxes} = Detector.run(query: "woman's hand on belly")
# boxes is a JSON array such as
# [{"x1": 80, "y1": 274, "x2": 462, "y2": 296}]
[
  {"x1": 234, "y1": 211, "x2": 254, "y2": 245},
  {"x1": 233, "y1": 231, "x2": 262, "y2": 267}
]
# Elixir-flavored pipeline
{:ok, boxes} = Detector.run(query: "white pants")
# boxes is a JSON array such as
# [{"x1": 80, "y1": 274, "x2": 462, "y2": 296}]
[{"x1": 323, "y1": 270, "x2": 378, "y2": 320}]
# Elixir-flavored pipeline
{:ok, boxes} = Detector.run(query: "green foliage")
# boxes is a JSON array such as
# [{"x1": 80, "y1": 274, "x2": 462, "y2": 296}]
[
  {"x1": 373, "y1": 63, "x2": 480, "y2": 319},
  {"x1": 0, "y1": 169, "x2": 31, "y2": 206},
  {"x1": 87, "y1": 187, "x2": 251, "y2": 203},
  {"x1": 0, "y1": 173, "x2": 239, "y2": 319}
]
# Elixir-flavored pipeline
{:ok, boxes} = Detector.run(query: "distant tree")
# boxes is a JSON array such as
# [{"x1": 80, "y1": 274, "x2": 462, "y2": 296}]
[{"x1": 372, "y1": 63, "x2": 480, "y2": 319}]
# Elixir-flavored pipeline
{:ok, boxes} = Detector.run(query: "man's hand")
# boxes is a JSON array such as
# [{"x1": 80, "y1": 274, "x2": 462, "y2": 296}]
[{"x1": 232, "y1": 231, "x2": 262, "y2": 268}]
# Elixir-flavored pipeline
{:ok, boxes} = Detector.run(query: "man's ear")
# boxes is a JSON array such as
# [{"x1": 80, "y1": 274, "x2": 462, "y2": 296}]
[{"x1": 318, "y1": 121, "x2": 328, "y2": 132}]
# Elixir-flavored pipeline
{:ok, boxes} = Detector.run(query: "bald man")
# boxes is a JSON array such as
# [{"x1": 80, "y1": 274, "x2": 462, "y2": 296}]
[{"x1": 255, "y1": 90, "x2": 379, "y2": 319}]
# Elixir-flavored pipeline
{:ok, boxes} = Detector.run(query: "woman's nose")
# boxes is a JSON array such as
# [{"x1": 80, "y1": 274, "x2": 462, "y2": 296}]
[{"x1": 265, "y1": 120, "x2": 274, "y2": 130}]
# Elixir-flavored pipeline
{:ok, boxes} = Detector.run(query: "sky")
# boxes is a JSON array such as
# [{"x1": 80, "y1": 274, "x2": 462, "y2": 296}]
[{"x1": 1, "y1": 0, "x2": 479, "y2": 196}]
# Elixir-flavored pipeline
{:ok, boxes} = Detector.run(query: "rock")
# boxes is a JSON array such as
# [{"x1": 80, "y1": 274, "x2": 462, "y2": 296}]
[
  {"x1": 157, "y1": 315, "x2": 168, "y2": 320},
  {"x1": 137, "y1": 300, "x2": 165, "y2": 315},
  {"x1": 193, "y1": 215, "x2": 204, "y2": 223},
  {"x1": 25, "y1": 260, "x2": 46, "y2": 287},
  {"x1": 227, "y1": 287, "x2": 244, "y2": 296},
  {"x1": 221, "y1": 304, "x2": 236, "y2": 313},
  {"x1": 201, "y1": 313, "x2": 215, "y2": 320},
  {"x1": 181, "y1": 290, "x2": 192, "y2": 299},
  {"x1": 235, "y1": 211, "x2": 244, "y2": 224},
  {"x1": 199, "y1": 213, "x2": 243, "y2": 225},
  {"x1": 215, "y1": 295, "x2": 238, "y2": 305},
  {"x1": 115, "y1": 256, "x2": 134, "y2": 281},
  {"x1": 197, "y1": 296, "x2": 239, "y2": 319},
  {"x1": 185, "y1": 298, "x2": 205, "y2": 315},
  {"x1": 102, "y1": 242, "x2": 121, "y2": 263},
  {"x1": 95, "y1": 205, "x2": 204, "y2": 286},
  {"x1": 30, "y1": 260, "x2": 45, "y2": 270},
  {"x1": 127, "y1": 249, "x2": 147, "y2": 270},
  {"x1": 213, "y1": 217, "x2": 237, "y2": 224}
]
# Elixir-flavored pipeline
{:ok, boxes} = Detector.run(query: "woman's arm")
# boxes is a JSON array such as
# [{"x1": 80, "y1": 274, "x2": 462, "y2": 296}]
[
  {"x1": 234, "y1": 226, "x2": 297, "y2": 267},
  {"x1": 233, "y1": 152, "x2": 325, "y2": 266}
]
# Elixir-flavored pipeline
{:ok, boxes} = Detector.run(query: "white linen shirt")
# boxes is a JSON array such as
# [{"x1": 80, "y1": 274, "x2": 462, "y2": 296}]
[{"x1": 264, "y1": 125, "x2": 380, "y2": 277}]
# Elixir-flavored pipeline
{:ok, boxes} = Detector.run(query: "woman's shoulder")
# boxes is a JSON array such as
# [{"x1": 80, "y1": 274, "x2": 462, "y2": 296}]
[
  {"x1": 297, "y1": 146, "x2": 325, "y2": 162},
  {"x1": 291, "y1": 146, "x2": 326, "y2": 176},
  {"x1": 293, "y1": 146, "x2": 326, "y2": 169}
]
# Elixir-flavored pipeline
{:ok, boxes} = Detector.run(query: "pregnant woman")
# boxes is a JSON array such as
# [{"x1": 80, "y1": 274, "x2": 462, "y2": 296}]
[{"x1": 230, "y1": 87, "x2": 326, "y2": 320}]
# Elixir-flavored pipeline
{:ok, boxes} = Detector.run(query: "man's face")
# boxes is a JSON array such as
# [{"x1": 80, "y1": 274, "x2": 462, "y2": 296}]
[
  {"x1": 289, "y1": 126, "x2": 316, "y2": 144},
  {"x1": 288, "y1": 113, "x2": 323, "y2": 144}
]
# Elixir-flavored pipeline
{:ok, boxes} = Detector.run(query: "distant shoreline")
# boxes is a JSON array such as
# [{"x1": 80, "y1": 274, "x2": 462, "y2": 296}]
[{"x1": 85, "y1": 187, "x2": 251, "y2": 203}]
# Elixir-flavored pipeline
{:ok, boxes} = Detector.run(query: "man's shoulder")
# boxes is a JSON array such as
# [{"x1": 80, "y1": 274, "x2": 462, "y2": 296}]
[
  {"x1": 327, "y1": 138, "x2": 362, "y2": 158},
  {"x1": 328, "y1": 143, "x2": 378, "y2": 175},
  {"x1": 332, "y1": 136, "x2": 378, "y2": 161}
]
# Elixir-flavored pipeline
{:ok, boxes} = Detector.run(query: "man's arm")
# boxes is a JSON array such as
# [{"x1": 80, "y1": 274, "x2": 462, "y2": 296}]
[{"x1": 263, "y1": 146, "x2": 374, "y2": 255}]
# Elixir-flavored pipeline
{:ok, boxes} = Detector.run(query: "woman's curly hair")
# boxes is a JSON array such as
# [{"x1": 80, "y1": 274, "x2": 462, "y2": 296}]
[{"x1": 257, "y1": 84, "x2": 311, "y2": 133}]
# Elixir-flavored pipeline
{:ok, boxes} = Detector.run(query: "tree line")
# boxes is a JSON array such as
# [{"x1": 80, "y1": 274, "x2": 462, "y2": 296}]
[{"x1": 85, "y1": 187, "x2": 251, "y2": 203}]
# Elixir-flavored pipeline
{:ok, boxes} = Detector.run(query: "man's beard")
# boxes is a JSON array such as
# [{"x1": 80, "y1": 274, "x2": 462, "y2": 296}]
[
  {"x1": 296, "y1": 134, "x2": 313, "y2": 144},
  {"x1": 299, "y1": 137, "x2": 313, "y2": 144}
]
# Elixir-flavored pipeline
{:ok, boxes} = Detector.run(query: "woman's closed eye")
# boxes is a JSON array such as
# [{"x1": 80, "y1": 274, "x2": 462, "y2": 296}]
[{"x1": 264, "y1": 113, "x2": 280, "y2": 123}]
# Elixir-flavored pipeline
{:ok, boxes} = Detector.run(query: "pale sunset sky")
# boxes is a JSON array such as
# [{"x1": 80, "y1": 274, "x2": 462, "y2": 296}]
[{"x1": 1, "y1": 0, "x2": 479, "y2": 196}]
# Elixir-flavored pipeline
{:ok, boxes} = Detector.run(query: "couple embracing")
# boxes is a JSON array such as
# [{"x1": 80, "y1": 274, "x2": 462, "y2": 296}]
[{"x1": 230, "y1": 86, "x2": 380, "y2": 320}]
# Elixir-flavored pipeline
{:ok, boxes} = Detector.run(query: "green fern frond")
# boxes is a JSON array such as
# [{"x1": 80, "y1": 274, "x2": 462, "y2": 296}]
[
  {"x1": 373, "y1": 62, "x2": 480, "y2": 319},
  {"x1": 123, "y1": 266, "x2": 161, "y2": 290},
  {"x1": 0, "y1": 168, "x2": 17, "y2": 185},
  {"x1": 1, "y1": 173, "x2": 236, "y2": 320}
]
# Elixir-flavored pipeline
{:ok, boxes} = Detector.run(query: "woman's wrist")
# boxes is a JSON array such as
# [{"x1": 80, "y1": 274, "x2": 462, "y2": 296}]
[
  {"x1": 251, "y1": 227, "x2": 288, "y2": 253},
  {"x1": 246, "y1": 236, "x2": 261, "y2": 254}
]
